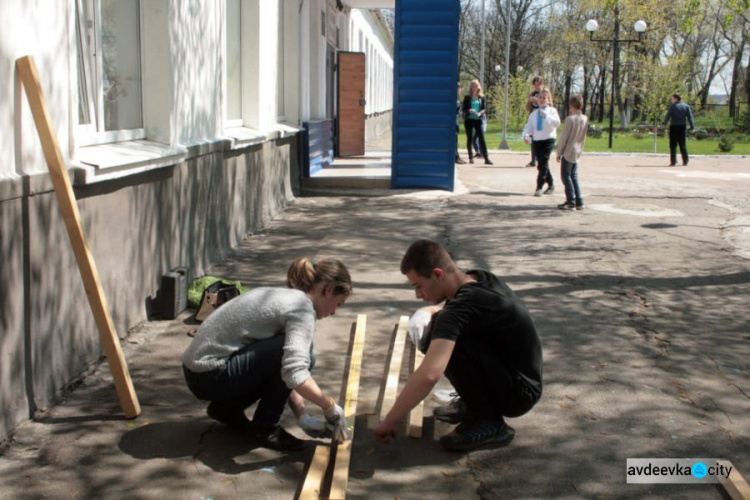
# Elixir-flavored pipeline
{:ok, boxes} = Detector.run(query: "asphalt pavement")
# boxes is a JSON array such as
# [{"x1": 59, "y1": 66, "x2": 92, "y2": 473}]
[{"x1": 0, "y1": 152, "x2": 748, "y2": 499}]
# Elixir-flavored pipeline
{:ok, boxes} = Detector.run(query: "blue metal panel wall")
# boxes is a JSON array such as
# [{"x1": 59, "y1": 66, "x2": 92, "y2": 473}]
[
  {"x1": 302, "y1": 120, "x2": 334, "y2": 177},
  {"x1": 391, "y1": 0, "x2": 460, "y2": 190}
]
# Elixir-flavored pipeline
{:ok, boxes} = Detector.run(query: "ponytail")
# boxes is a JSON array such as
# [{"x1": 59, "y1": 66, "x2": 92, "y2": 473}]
[{"x1": 287, "y1": 257, "x2": 352, "y2": 296}]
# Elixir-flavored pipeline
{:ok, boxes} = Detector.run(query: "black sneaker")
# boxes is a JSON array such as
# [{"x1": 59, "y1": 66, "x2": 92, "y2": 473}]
[
  {"x1": 207, "y1": 403, "x2": 254, "y2": 432},
  {"x1": 557, "y1": 203, "x2": 575, "y2": 210},
  {"x1": 252, "y1": 425, "x2": 305, "y2": 452},
  {"x1": 433, "y1": 394, "x2": 468, "y2": 424},
  {"x1": 543, "y1": 186, "x2": 555, "y2": 195},
  {"x1": 575, "y1": 204, "x2": 585, "y2": 211},
  {"x1": 440, "y1": 420, "x2": 515, "y2": 452}
]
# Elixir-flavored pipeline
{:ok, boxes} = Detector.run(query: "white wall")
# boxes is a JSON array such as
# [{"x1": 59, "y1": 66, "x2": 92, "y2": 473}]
[
  {"x1": 1, "y1": 1, "x2": 72, "y2": 177},
  {"x1": 348, "y1": 9, "x2": 393, "y2": 116},
  {"x1": 170, "y1": 0, "x2": 223, "y2": 146}
]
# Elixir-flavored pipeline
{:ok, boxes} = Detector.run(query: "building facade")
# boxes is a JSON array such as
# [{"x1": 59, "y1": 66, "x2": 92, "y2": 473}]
[{"x1": 0, "y1": 0, "x2": 393, "y2": 441}]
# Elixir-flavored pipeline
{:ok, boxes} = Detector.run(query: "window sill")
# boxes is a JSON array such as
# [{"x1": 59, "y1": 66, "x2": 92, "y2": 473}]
[
  {"x1": 223, "y1": 124, "x2": 302, "y2": 150},
  {"x1": 72, "y1": 140, "x2": 188, "y2": 185}
]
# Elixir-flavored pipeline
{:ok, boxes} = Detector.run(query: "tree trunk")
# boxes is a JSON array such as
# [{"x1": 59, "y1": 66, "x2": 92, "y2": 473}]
[{"x1": 728, "y1": 38, "x2": 745, "y2": 119}]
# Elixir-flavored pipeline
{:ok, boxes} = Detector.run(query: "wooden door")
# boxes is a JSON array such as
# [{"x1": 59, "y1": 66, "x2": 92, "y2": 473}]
[{"x1": 337, "y1": 52, "x2": 366, "y2": 157}]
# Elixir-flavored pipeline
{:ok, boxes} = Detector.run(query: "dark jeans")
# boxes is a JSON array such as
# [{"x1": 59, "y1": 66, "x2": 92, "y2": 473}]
[
  {"x1": 183, "y1": 333, "x2": 305, "y2": 428},
  {"x1": 669, "y1": 125, "x2": 688, "y2": 165},
  {"x1": 444, "y1": 334, "x2": 539, "y2": 422},
  {"x1": 560, "y1": 157, "x2": 583, "y2": 206},
  {"x1": 465, "y1": 119, "x2": 488, "y2": 160},
  {"x1": 529, "y1": 139, "x2": 536, "y2": 165},
  {"x1": 532, "y1": 139, "x2": 555, "y2": 190}
]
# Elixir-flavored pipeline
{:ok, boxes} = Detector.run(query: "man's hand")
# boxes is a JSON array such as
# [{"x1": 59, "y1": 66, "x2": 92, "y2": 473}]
[
  {"x1": 375, "y1": 420, "x2": 397, "y2": 444},
  {"x1": 523, "y1": 135, "x2": 531, "y2": 144},
  {"x1": 323, "y1": 402, "x2": 349, "y2": 442}
]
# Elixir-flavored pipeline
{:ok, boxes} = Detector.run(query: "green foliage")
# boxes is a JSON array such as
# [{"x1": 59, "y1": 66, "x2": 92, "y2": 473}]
[
  {"x1": 489, "y1": 72, "x2": 534, "y2": 135},
  {"x1": 741, "y1": 110, "x2": 750, "y2": 134},
  {"x1": 718, "y1": 134, "x2": 736, "y2": 152},
  {"x1": 187, "y1": 276, "x2": 246, "y2": 309}
]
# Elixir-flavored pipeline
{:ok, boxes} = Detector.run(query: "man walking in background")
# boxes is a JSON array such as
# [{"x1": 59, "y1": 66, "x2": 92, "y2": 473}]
[{"x1": 663, "y1": 93, "x2": 694, "y2": 166}]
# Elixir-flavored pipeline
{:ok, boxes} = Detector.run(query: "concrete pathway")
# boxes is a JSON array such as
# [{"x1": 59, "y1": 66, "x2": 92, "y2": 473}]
[{"x1": 0, "y1": 153, "x2": 748, "y2": 499}]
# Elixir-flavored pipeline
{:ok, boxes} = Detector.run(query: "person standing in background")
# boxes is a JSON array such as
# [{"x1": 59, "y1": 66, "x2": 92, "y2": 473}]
[
  {"x1": 523, "y1": 89, "x2": 560, "y2": 197},
  {"x1": 462, "y1": 79, "x2": 493, "y2": 165},
  {"x1": 556, "y1": 94, "x2": 588, "y2": 210},
  {"x1": 455, "y1": 82, "x2": 466, "y2": 164},
  {"x1": 662, "y1": 93, "x2": 694, "y2": 166},
  {"x1": 525, "y1": 76, "x2": 546, "y2": 167}
]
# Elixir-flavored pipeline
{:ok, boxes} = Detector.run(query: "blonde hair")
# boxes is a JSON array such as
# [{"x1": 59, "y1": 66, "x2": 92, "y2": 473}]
[
  {"x1": 286, "y1": 257, "x2": 352, "y2": 296},
  {"x1": 469, "y1": 79, "x2": 484, "y2": 97},
  {"x1": 538, "y1": 89, "x2": 553, "y2": 105}
]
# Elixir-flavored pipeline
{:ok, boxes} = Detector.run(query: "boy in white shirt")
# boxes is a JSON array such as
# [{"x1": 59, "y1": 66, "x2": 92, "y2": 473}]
[{"x1": 523, "y1": 90, "x2": 560, "y2": 197}]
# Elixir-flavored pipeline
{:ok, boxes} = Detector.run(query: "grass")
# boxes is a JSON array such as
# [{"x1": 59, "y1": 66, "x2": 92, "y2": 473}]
[{"x1": 463, "y1": 120, "x2": 750, "y2": 155}]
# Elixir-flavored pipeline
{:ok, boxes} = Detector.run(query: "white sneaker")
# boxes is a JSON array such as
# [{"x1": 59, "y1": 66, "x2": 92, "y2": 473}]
[{"x1": 534, "y1": 189, "x2": 542, "y2": 197}]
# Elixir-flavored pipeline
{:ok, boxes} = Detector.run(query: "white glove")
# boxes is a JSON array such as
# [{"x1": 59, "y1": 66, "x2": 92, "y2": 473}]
[
  {"x1": 323, "y1": 402, "x2": 350, "y2": 442},
  {"x1": 298, "y1": 412, "x2": 327, "y2": 437},
  {"x1": 408, "y1": 309, "x2": 432, "y2": 348}
]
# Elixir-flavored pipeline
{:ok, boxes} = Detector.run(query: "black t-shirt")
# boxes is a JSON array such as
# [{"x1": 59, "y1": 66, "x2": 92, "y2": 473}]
[{"x1": 427, "y1": 269, "x2": 543, "y2": 397}]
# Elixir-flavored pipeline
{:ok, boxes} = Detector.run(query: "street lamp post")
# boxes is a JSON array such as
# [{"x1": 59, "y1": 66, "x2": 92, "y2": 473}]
[
  {"x1": 586, "y1": 18, "x2": 647, "y2": 149},
  {"x1": 498, "y1": 0, "x2": 511, "y2": 150}
]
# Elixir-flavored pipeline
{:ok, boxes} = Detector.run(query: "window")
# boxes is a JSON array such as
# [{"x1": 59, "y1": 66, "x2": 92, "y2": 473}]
[
  {"x1": 226, "y1": 0, "x2": 242, "y2": 125},
  {"x1": 76, "y1": 0, "x2": 144, "y2": 145}
]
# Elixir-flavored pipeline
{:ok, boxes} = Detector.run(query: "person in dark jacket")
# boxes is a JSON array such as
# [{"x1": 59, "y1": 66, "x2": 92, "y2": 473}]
[
  {"x1": 662, "y1": 93, "x2": 695, "y2": 166},
  {"x1": 375, "y1": 240, "x2": 542, "y2": 452},
  {"x1": 462, "y1": 79, "x2": 493, "y2": 165}
]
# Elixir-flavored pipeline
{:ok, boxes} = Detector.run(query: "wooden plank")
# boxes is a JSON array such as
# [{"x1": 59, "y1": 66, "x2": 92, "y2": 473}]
[
  {"x1": 299, "y1": 445, "x2": 330, "y2": 500},
  {"x1": 719, "y1": 461, "x2": 750, "y2": 500},
  {"x1": 379, "y1": 316, "x2": 409, "y2": 421},
  {"x1": 329, "y1": 314, "x2": 367, "y2": 500},
  {"x1": 16, "y1": 55, "x2": 140, "y2": 418},
  {"x1": 407, "y1": 346, "x2": 426, "y2": 439}
]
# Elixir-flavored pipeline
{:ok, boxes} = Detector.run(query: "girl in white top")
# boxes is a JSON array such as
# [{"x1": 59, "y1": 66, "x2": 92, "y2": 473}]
[
  {"x1": 183, "y1": 257, "x2": 352, "y2": 452},
  {"x1": 523, "y1": 89, "x2": 561, "y2": 197}
]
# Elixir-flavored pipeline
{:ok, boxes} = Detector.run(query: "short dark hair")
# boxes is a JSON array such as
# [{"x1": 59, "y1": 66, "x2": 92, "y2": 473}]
[
  {"x1": 570, "y1": 94, "x2": 583, "y2": 110},
  {"x1": 532, "y1": 76, "x2": 544, "y2": 85},
  {"x1": 672, "y1": 93, "x2": 682, "y2": 101},
  {"x1": 400, "y1": 239, "x2": 456, "y2": 278}
]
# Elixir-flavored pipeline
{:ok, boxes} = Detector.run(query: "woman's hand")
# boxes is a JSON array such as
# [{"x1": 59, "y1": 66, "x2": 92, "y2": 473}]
[{"x1": 323, "y1": 401, "x2": 350, "y2": 442}]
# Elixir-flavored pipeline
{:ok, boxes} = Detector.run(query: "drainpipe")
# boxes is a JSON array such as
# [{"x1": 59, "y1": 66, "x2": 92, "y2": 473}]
[{"x1": 298, "y1": 0, "x2": 307, "y2": 187}]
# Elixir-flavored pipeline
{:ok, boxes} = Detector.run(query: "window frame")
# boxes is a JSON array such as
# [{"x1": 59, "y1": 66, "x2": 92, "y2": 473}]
[
  {"x1": 76, "y1": 0, "x2": 146, "y2": 146},
  {"x1": 224, "y1": 0, "x2": 244, "y2": 128}
]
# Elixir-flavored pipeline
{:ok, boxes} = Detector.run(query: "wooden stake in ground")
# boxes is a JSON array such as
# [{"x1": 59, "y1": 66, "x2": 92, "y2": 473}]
[
  {"x1": 299, "y1": 445, "x2": 331, "y2": 499},
  {"x1": 407, "y1": 345, "x2": 425, "y2": 439},
  {"x1": 329, "y1": 313, "x2": 367, "y2": 500},
  {"x1": 16, "y1": 55, "x2": 141, "y2": 419},
  {"x1": 379, "y1": 316, "x2": 408, "y2": 422},
  {"x1": 719, "y1": 461, "x2": 750, "y2": 500},
  {"x1": 300, "y1": 314, "x2": 367, "y2": 499}
]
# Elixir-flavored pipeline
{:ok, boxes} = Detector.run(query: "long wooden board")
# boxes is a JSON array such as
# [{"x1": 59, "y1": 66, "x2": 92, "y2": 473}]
[
  {"x1": 718, "y1": 461, "x2": 750, "y2": 500},
  {"x1": 379, "y1": 316, "x2": 408, "y2": 421},
  {"x1": 329, "y1": 314, "x2": 367, "y2": 500},
  {"x1": 299, "y1": 445, "x2": 331, "y2": 500},
  {"x1": 16, "y1": 55, "x2": 140, "y2": 418},
  {"x1": 407, "y1": 345, "x2": 425, "y2": 438}
]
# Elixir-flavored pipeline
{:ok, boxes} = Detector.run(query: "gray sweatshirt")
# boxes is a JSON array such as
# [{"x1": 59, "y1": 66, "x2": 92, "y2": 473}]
[{"x1": 182, "y1": 287, "x2": 316, "y2": 389}]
